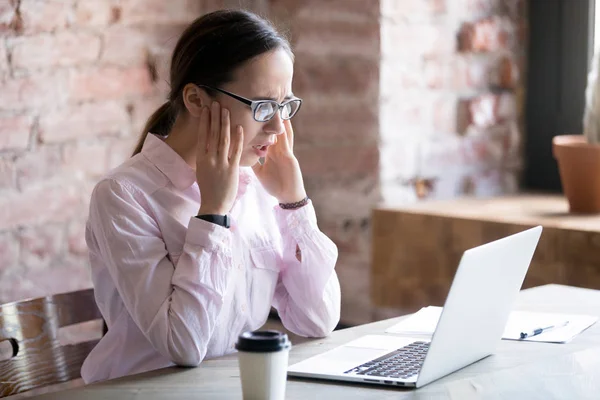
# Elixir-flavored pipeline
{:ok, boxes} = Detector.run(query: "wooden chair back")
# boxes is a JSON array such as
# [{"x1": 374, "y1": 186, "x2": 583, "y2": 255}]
[{"x1": 0, "y1": 288, "x2": 104, "y2": 397}]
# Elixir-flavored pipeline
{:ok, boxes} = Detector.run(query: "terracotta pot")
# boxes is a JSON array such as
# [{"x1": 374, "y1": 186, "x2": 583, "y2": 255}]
[{"x1": 553, "y1": 134, "x2": 600, "y2": 213}]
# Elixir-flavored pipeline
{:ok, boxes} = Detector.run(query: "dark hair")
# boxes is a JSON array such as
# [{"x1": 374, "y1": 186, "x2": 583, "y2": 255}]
[{"x1": 132, "y1": 9, "x2": 293, "y2": 156}]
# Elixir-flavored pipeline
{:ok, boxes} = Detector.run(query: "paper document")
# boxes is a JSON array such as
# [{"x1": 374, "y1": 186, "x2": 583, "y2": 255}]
[{"x1": 385, "y1": 306, "x2": 598, "y2": 343}]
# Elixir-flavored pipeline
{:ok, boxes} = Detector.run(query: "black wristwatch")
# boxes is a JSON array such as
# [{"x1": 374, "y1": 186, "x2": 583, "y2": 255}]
[{"x1": 196, "y1": 214, "x2": 230, "y2": 229}]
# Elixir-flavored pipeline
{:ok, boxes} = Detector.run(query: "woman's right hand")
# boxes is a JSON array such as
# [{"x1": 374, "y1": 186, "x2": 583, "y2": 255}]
[{"x1": 196, "y1": 101, "x2": 244, "y2": 216}]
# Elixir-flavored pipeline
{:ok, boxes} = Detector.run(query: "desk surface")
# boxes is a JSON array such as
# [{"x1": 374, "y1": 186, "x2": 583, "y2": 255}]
[{"x1": 31, "y1": 284, "x2": 600, "y2": 399}]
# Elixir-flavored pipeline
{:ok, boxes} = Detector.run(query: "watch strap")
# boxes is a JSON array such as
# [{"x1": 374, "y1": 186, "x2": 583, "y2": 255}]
[{"x1": 196, "y1": 214, "x2": 230, "y2": 228}]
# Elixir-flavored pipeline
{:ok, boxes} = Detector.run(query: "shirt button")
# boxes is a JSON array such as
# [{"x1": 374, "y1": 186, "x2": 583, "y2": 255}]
[
  {"x1": 237, "y1": 263, "x2": 243, "y2": 270},
  {"x1": 241, "y1": 303, "x2": 247, "y2": 313}
]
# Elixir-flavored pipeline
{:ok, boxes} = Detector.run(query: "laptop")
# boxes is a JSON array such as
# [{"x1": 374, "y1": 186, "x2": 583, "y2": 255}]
[{"x1": 288, "y1": 225, "x2": 543, "y2": 388}]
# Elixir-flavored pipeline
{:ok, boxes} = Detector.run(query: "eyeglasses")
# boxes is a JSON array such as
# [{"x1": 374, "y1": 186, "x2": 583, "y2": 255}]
[{"x1": 197, "y1": 85, "x2": 302, "y2": 122}]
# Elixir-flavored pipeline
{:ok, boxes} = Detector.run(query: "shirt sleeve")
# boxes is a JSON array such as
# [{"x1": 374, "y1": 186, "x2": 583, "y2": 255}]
[
  {"x1": 87, "y1": 178, "x2": 233, "y2": 366},
  {"x1": 271, "y1": 201, "x2": 341, "y2": 337}
]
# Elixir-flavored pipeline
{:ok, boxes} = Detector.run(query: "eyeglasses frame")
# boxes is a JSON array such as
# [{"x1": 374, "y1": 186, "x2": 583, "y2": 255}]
[{"x1": 196, "y1": 84, "x2": 303, "y2": 122}]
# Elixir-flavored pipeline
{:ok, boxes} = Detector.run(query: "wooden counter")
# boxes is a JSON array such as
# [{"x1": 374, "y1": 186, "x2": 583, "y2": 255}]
[{"x1": 371, "y1": 194, "x2": 600, "y2": 313}]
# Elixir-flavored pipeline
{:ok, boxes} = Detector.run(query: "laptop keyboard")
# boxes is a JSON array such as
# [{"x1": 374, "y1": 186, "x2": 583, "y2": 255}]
[{"x1": 343, "y1": 341, "x2": 430, "y2": 379}]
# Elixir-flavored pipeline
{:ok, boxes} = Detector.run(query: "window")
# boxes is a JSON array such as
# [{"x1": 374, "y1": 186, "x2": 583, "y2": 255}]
[{"x1": 523, "y1": 0, "x2": 593, "y2": 192}]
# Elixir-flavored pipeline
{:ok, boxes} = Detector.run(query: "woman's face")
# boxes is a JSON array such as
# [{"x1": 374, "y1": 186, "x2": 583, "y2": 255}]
[{"x1": 213, "y1": 48, "x2": 295, "y2": 167}]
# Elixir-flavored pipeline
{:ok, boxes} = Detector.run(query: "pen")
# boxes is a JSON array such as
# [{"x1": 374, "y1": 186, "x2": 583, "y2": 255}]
[{"x1": 519, "y1": 321, "x2": 569, "y2": 339}]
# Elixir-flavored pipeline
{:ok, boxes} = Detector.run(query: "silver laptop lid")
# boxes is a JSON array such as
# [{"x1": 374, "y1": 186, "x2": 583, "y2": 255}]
[{"x1": 416, "y1": 226, "x2": 543, "y2": 388}]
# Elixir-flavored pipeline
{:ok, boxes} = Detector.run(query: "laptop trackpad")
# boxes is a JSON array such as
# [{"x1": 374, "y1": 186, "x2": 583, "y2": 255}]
[
  {"x1": 290, "y1": 346, "x2": 387, "y2": 374},
  {"x1": 289, "y1": 335, "x2": 421, "y2": 374}
]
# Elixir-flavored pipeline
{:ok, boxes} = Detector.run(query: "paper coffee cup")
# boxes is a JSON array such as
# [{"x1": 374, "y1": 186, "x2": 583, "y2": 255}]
[{"x1": 236, "y1": 330, "x2": 292, "y2": 400}]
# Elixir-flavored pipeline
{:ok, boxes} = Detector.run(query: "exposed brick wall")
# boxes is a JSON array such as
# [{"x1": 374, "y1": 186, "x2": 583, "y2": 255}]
[
  {"x1": 0, "y1": 0, "x2": 249, "y2": 303},
  {"x1": 268, "y1": 0, "x2": 382, "y2": 325},
  {"x1": 0, "y1": 0, "x2": 527, "y2": 328},
  {"x1": 269, "y1": 0, "x2": 527, "y2": 325},
  {"x1": 380, "y1": 0, "x2": 526, "y2": 204}
]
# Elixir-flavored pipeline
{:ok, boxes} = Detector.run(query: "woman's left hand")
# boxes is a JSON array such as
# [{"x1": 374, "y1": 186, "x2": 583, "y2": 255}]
[{"x1": 252, "y1": 120, "x2": 307, "y2": 204}]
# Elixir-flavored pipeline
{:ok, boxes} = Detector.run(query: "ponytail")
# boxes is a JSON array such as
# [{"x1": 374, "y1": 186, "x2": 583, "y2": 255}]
[{"x1": 132, "y1": 102, "x2": 175, "y2": 156}]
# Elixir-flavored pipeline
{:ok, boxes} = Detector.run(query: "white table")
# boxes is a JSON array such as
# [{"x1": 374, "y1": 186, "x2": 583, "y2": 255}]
[{"x1": 32, "y1": 284, "x2": 600, "y2": 399}]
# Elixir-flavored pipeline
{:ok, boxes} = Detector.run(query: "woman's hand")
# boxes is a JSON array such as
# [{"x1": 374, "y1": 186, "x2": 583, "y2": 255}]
[
  {"x1": 252, "y1": 120, "x2": 307, "y2": 204},
  {"x1": 196, "y1": 101, "x2": 244, "y2": 215}
]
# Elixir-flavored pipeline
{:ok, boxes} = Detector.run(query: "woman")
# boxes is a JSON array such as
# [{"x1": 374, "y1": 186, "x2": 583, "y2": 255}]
[{"x1": 81, "y1": 9, "x2": 341, "y2": 383}]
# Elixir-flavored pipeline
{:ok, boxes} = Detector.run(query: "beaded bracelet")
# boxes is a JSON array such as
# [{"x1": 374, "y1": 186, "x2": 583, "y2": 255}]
[{"x1": 279, "y1": 196, "x2": 309, "y2": 210}]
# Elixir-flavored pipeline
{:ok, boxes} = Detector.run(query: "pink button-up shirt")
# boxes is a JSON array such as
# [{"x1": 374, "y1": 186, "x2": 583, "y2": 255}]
[{"x1": 81, "y1": 133, "x2": 341, "y2": 383}]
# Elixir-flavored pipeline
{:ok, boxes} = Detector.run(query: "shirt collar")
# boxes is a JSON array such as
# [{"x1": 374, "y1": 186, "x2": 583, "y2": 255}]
[
  {"x1": 141, "y1": 133, "x2": 196, "y2": 191},
  {"x1": 140, "y1": 133, "x2": 256, "y2": 193}
]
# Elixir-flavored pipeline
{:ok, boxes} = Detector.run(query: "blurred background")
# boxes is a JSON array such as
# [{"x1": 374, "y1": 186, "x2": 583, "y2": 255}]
[{"x1": 0, "y1": 0, "x2": 595, "y2": 327}]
